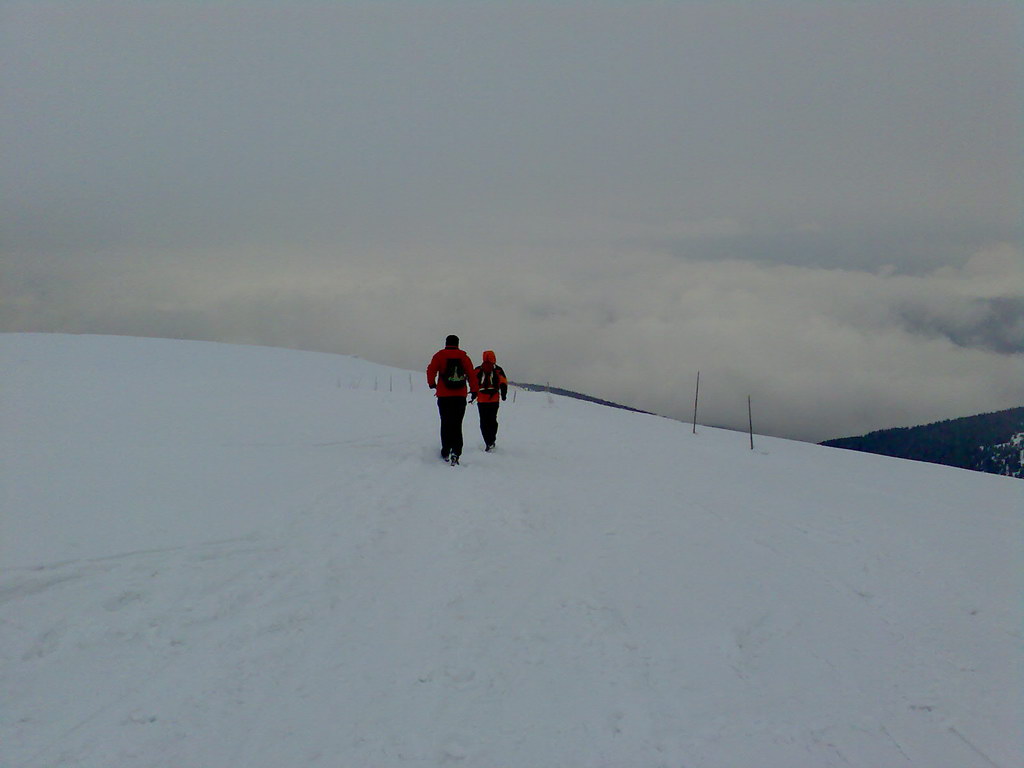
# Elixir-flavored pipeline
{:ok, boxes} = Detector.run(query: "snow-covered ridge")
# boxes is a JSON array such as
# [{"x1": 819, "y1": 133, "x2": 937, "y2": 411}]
[{"x1": 2, "y1": 333, "x2": 1020, "y2": 768}]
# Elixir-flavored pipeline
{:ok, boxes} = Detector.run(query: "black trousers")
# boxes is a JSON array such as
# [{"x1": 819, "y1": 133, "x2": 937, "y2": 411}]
[
  {"x1": 477, "y1": 401, "x2": 500, "y2": 446},
  {"x1": 437, "y1": 396, "x2": 467, "y2": 457}
]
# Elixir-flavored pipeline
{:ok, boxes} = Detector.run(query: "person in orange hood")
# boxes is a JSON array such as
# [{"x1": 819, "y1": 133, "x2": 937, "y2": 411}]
[
  {"x1": 472, "y1": 350, "x2": 508, "y2": 452},
  {"x1": 426, "y1": 334, "x2": 479, "y2": 465}
]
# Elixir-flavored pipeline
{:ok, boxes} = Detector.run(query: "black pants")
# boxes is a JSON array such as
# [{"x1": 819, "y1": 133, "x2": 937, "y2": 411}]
[
  {"x1": 477, "y1": 401, "x2": 500, "y2": 446},
  {"x1": 437, "y1": 396, "x2": 467, "y2": 457}
]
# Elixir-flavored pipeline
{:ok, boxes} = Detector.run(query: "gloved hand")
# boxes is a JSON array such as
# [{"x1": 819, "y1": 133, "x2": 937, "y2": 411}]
[
  {"x1": 501, "y1": 394, "x2": 506, "y2": 401},
  {"x1": 428, "y1": 382, "x2": 436, "y2": 389},
  {"x1": 468, "y1": 392, "x2": 477, "y2": 403}
]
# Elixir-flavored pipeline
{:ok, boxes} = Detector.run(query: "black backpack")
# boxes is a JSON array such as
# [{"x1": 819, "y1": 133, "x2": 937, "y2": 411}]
[
  {"x1": 478, "y1": 367, "x2": 500, "y2": 394},
  {"x1": 441, "y1": 356, "x2": 467, "y2": 387}
]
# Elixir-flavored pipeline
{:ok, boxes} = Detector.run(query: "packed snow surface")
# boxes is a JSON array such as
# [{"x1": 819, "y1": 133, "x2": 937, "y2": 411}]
[{"x1": 2, "y1": 334, "x2": 1020, "y2": 768}]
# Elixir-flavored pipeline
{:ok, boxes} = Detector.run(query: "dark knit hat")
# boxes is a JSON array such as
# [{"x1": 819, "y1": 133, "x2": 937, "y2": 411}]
[{"x1": 445, "y1": 334, "x2": 460, "y2": 347}]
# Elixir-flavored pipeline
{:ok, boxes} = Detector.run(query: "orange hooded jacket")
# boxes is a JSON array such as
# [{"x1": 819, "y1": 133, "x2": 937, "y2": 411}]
[
  {"x1": 473, "y1": 350, "x2": 508, "y2": 404},
  {"x1": 427, "y1": 345, "x2": 479, "y2": 398}
]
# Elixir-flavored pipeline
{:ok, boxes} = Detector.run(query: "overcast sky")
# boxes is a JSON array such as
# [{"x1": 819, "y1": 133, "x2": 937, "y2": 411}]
[{"x1": 3, "y1": 1, "x2": 1022, "y2": 442}]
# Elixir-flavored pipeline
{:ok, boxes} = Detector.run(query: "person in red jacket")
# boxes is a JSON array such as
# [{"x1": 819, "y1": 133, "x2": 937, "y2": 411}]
[
  {"x1": 472, "y1": 350, "x2": 508, "y2": 452},
  {"x1": 426, "y1": 334, "x2": 479, "y2": 465}
]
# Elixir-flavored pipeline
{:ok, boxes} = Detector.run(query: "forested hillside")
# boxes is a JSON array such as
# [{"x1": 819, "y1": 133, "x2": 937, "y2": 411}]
[{"x1": 822, "y1": 407, "x2": 1024, "y2": 478}]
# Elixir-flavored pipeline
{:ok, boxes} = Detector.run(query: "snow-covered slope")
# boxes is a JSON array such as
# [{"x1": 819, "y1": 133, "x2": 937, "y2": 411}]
[{"x1": 2, "y1": 334, "x2": 1020, "y2": 768}]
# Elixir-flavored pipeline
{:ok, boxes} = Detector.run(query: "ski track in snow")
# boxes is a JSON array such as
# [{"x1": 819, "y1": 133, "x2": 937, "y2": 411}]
[{"x1": 1, "y1": 334, "x2": 1020, "y2": 768}]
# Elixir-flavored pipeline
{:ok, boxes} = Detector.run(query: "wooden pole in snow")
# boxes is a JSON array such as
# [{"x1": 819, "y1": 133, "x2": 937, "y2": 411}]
[
  {"x1": 748, "y1": 395, "x2": 754, "y2": 450},
  {"x1": 692, "y1": 371, "x2": 700, "y2": 434}
]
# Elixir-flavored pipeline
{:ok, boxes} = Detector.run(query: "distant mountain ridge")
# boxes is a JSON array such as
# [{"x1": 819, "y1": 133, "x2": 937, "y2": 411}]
[
  {"x1": 512, "y1": 382, "x2": 653, "y2": 414},
  {"x1": 822, "y1": 407, "x2": 1024, "y2": 478}
]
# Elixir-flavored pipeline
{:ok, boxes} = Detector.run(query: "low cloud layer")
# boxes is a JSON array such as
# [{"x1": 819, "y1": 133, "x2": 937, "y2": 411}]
[{"x1": 5, "y1": 242, "x2": 1021, "y2": 442}]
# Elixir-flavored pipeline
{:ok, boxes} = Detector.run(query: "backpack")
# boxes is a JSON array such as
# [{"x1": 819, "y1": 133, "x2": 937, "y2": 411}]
[
  {"x1": 441, "y1": 356, "x2": 467, "y2": 388},
  {"x1": 478, "y1": 367, "x2": 500, "y2": 394}
]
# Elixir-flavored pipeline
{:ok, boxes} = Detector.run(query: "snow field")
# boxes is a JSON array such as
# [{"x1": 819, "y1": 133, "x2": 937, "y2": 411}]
[{"x1": 2, "y1": 334, "x2": 1020, "y2": 767}]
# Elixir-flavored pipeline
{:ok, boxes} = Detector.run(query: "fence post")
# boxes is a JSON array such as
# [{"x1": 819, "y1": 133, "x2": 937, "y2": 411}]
[
  {"x1": 748, "y1": 395, "x2": 754, "y2": 450},
  {"x1": 692, "y1": 371, "x2": 700, "y2": 434}
]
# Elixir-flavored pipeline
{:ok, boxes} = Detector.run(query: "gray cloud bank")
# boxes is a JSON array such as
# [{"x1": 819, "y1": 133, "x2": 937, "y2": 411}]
[
  {"x1": 5, "y1": 242, "x2": 1022, "y2": 442},
  {"x1": 2, "y1": 2, "x2": 1022, "y2": 442}
]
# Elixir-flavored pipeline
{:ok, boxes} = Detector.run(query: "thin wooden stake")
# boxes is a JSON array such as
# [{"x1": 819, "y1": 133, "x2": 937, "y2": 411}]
[
  {"x1": 748, "y1": 395, "x2": 754, "y2": 450},
  {"x1": 692, "y1": 371, "x2": 700, "y2": 434}
]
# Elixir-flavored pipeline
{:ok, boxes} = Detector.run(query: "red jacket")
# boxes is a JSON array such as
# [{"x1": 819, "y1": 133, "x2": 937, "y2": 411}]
[
  {"x1": 427, "y1": 347, "x2": 479, "y2": 398},
  {"x1": 473, "y1": 350, "x2": 508, "y2": 404}
]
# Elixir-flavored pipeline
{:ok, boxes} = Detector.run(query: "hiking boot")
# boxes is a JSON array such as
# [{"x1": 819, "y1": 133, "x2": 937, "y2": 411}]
[
  {"x1": 449, "y1": 453, "x2": 460, "y2": 466},
  {"x1": 485, "y1": 444, "x2": 495, "y2": 452}
]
